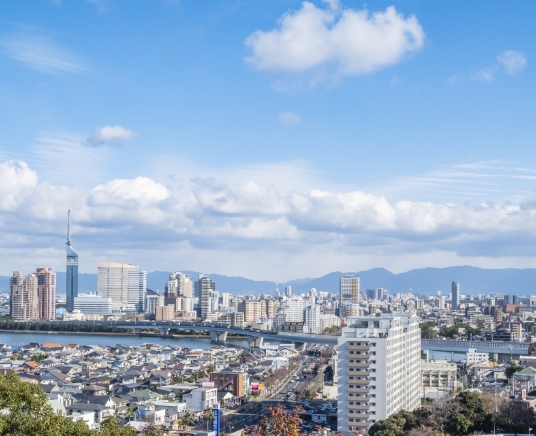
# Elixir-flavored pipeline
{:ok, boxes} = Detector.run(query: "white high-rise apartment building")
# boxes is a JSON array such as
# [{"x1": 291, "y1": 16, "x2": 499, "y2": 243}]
[
  {"x1": 146, "y1": 294, "x2": 165, "y2": 314},
  {"x1": 98, "y1": 262, "x2": 135, "y2": 304},
  {"x1": 337, "y1": 314, "x2": 421, "y2": 434},
  {"x1": 221, "y1": 293, "x2": 230, "y2": 308},
  {"x1": 166, "y1": 272, "x2": 193, "y2": 298},
  {"x1": 340, "y1": 275, "x2": 360, "y2": 304},
  {"x1": 128, "y1": 269, "x2": 147, "y2": 312},
  {"x1": 304, "y1": 304, "x2": 321, "y2": 334},
  {"x1": 284, "y1": 297, "x2": 306, "y2": 322}
]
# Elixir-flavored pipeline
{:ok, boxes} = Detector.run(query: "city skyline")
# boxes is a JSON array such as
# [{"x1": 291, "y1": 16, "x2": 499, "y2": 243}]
[{"x1": 1, "y1": 1, "x2": 536, "y2": 281}]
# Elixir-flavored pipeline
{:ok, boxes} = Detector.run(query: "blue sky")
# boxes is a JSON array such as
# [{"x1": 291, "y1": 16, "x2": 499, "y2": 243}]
[{"x1": 1, "y1": 0, "x2": 536, "y2": 281}]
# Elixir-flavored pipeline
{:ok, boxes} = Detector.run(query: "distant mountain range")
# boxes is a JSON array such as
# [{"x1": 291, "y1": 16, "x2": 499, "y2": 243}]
[{"x1": 0, "y1": 266, "x2": 535, "y2": 296}]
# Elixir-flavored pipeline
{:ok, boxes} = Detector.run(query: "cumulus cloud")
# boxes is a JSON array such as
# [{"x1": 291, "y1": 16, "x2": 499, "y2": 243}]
[
  {"x1": 497, "y1": 50, "x2": 527, "y2": 74},
  {"x1": 277, "y1": 112, "x2": 302, "y2": 125},
  {"x1": 0, "y1": 161, "x2": 38, "y2": 211},
  {"x1": 85, "y1": 125, "x2": 137, "y2": 147},
  {"x1": 4, "y1": 159, "x2": 536, "y2": 279},
  {"x1": 0, "y1": 31, "x2": 90, "y2": 74},
  {"x1": 92, "y1": 177, "x2": 169, "y2": 204},
  {"x1": 245, "y1": 2, "x2": 424, "y2": 80}
]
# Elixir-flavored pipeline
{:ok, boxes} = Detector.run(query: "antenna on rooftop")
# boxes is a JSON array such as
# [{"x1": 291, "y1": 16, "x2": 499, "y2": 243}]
[{"x1": 67, "y1": 210, "x2": 71, "y2": 246}]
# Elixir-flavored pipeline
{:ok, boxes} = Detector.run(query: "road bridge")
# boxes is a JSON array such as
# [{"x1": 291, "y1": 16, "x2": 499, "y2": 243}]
[
  {"x1": 422, "y1": 339, "x2": 530, "y2": 356},
  {"x1": 109, "y1": 321, "x2": 339, "y2": 349}
]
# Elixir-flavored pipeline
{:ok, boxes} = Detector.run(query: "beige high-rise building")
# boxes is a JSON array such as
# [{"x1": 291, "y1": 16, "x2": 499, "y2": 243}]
[
  {"x1": 166, "y1": 272, "x2": 193, "y2": 298},
  {"x1": 36, "y1": 267, "x2": 56, "y2": 320},
  {"x1": 265, "y1": 299, "x2": 280, "y2": 318},
  {"x1": 239, "y1": 300, "x2": 265, "y2": 325},
  {"x1": 98, "y1": 262, "x2": 138, "y2": 305},
  {"x1": 10, "y1": 271, "x2": 38, "y2": 321},
  {"x1": 340, "y1": 275, "x2": 360, "y2": 304}
]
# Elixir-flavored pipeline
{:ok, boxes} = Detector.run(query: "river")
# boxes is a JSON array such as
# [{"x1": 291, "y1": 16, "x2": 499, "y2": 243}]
[{"x1": 0, "y1": 331, "x2": 255, "y2": 350}]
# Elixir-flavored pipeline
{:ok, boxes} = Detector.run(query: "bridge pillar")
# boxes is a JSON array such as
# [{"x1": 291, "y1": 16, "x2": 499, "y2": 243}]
[
  {"x1": 210, "y1": 331, "x2": 228, "y2": 343},
  {"x1": 160, "y1": 328, "x2": 170, "y2": 336},
  {"x1": 247, "y1": 337, "x2": 264, "y2": 348},
  {"x1": 295, "y1": 342, "x2": 306, "y2": 352}
]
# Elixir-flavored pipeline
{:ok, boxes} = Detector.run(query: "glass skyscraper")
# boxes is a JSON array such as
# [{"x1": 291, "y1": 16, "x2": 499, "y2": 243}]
[{"x1": 66, "y1": 211, "x2": 78, "y2": 312}]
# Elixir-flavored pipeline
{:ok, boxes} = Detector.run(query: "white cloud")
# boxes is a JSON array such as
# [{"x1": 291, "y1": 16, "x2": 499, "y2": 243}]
[
  {"x1": 85, "y1": 125, "x2": 137, "y2": 147},
  {"x1": 4, "y1": 159, "x2": 536, "y2": 280},
  {"x1": 245, "y1": 3, "x2": 424, "y2": 80},
  {"x1": 472, "y1": 68, "x2": 495, "y2": 82},
  {"x1": 0, "y1": 161, "x2": 38, "y2": 211},
  {"x1": 0, "y1": 31, "x2": 90, "y2": 74},
  {"x1": 92, "y1": 177, "x2": 169, "y2": 204},
  {"x1": 497, "y1": 50, "x2": 527, "y2": 74},
  {"x1": 277, "y1": 111, "x2": 302, "y2": 125}
]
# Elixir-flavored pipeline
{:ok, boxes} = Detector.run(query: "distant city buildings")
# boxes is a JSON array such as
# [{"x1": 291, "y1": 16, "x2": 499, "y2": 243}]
[{"x1": 36, "y1": 267, "x2": 56, "y2": 320}]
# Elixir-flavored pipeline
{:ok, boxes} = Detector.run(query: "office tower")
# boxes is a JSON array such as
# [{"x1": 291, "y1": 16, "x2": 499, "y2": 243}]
[
  {"x1": 166, "y1": 272, "x2": 193, "y2": 298},
  {"x1": 304, "y1": 304, "x2": 321, "y2": 334},
  {"x1": 128, "y1": 269, "x2": 147, "y2": 312},
  {"x1": 98, "y1": 262, "x2": 139, "y2": 305},
  {"x1": 338, "y1": 314, "x2": 421, "y2": 433},
  {"x1": 340, "y1": 275, "x2": 360, "y2": 304},
  {"x1": 196, "y1": 274, "x2": 216, "y2": 319},
  {"x1": 66, "y1": 211, "x2": 79, "y2": 313},
  {"x1": 146, "y1": 293, "x2": 165, "y2": 314},
  {"x1": 285, "y1": 286, "x2": 292, "y2": 297},
  {"x1": 452, "y1": 281, "x2": 460, "y2": 310},
  {"x1": 504, "y1": 294, "x2": 519, "y2": 305},
  {"x1": 10, "y1": 271, "x2": 38, "y2": 321},
  {"x1": 35, "y1": 267, "x2": 56, "y2": 320}
]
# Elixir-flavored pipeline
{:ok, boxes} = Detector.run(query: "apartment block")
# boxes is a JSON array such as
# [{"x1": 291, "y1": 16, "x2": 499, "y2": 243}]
[
  {"x1": 10, "y1": 271, "x2": 39, "y2": 321},
  {"x1": 36, "y1": 267, "x2": 56, "y2": 320},
  {"x1": 155, "y1": 305, "x2": 174, "y2": 321},
  {"x1": 421, "y1": 359, "x2": 456, "y2": 388},
  {"x1": 337, "y1": 314, "x2": 421, "y2": 434}
]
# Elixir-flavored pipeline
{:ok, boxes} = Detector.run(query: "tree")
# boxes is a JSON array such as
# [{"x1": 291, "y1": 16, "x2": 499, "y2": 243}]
[
  {"x1": 419, "y1": 322, "x2": 437, "y2": 339},
  {"x1": 244, "y1": 405, "x2": 304, "y2": 436},
  {"x1": 202, "y1": 408, "x2": 215, "y2": 431},
  {"x1": 139, "y1": 423, "x2": 164, "y2": 436},
  {"x1": 0, "y1": 371, "x2": 137, "y2": 436},
  {"x1": 179, "y1": 411, "x2": 195, "y2": 430},
  {"x1": 505, "y1": 365, "x2": 524, "y2": 379}
]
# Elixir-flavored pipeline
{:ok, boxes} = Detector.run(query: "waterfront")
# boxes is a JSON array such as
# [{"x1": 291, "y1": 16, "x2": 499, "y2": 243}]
[{"x1": 0, "y1": 331, "x2": 253, "y2": 349}]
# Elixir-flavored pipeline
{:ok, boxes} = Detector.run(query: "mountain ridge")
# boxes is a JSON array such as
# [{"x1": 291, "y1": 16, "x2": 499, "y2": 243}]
[{"x1": 0, "y1": 266, "x2": 535, "y2": 296}]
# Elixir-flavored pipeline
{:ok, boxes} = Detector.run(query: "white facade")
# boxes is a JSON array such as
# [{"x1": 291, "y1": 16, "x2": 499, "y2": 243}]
[
  {"x1": 338, "y1": 314, "x2": 421, "y2": 434},
  {"x1": 146, "y1": 294, "x2": 164, "y2": 314},
  {"x1": 97, "y1": 262, "x2": 138, "y2": 304},
  {"x1": 74, "y1": 297, "x2": 112, "y2": 315},
  {"x1": 183, "y1": 387, "x2": 218, "y2": 411},
  {"x1": 304, "y1": 304, "x2": 321, "y2": 334},
  {"x1": 128, "y1": 269, "x2": 147, "y2": 313},
  {"x1": 284, "y1": 297, "x2": 306, "y2": 323},
  {"x1": 466, "y1": 348, "x2": 489, "y2": 365},
  {"x1": 320, "y1": 314, "x2": 341, "y2": 332},
  {"x1": 221, "y1": 293, "x2": 230, "y2": 308}
]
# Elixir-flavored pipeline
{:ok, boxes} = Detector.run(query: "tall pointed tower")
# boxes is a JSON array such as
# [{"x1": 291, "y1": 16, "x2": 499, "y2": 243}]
[{"x1": 66, "y1": 210, "x2": 79, "y2": 312}]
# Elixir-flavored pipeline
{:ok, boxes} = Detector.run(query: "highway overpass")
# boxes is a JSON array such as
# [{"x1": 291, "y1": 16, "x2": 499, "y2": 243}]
[
  {"x1": 422, "y1": 339, "x2": 530, "y2": 356},
  {"x1": 111, "y1": 321, "x2": 339, "y2": 349}
]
